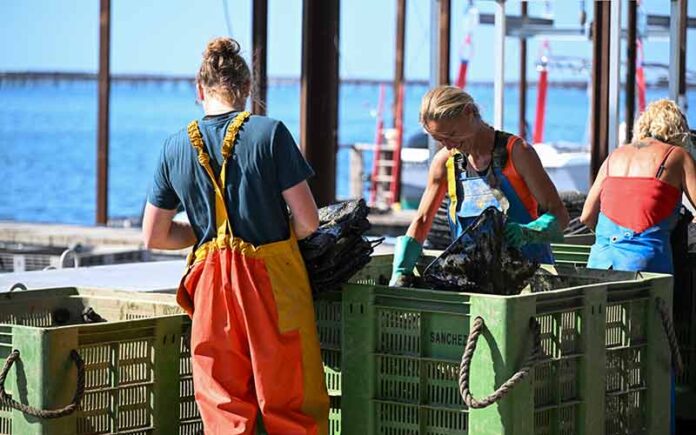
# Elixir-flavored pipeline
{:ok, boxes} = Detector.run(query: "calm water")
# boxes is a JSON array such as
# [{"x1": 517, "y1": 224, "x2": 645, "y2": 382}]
[{"x1": 0, "y1": 80, "x2": 693, "y2": 225}]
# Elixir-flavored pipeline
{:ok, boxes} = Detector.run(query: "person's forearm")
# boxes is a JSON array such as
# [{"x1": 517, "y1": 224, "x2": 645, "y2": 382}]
[
  {"x1": 406, "y1": 215, "x2": 432, "y2": 245},
  {"x1": 167, "y1": 221, "x2": 197, "y2": 249},
  {"x1": 406, "y1": 184, "x2": 446, "y2": 244},
  {"x1": 580, "y1": 208, "x2": 598, "y2": 231},
  {"x1": 149, "y1": 221, "x2": 196, "y2": 250},
  {"x1": 292, "y1": 217, "x2": 318, "y2": 240},
  {"x1": 547, "y1": 203, "x2": 570, "y2": 230}
]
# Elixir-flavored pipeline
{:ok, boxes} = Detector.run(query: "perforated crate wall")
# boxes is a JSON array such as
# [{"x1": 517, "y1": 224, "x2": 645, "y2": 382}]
[
  {"x1": 550, "y1": 244, "x2": 591, "y2": 268},
  {"x1": 179, "y1": 322, "x2": 204, "y2": 435},
  {"x1": 0, "y1": 287, "x2": 342, "y2": 434},
  {"x1": 0, "y1": 248, "x2": 151, "y2": 273},
  {"x1": 553, "y1": 244, "x2": 696, "y2": 422},
  {"x1": 0, "y1": 252, "x2": 55, "y2": 272},
  {"x1": 674, "y1": 254, "x2": 696, "y2": 420},
  {"x1": 78, "y1": 250, "x2": 151, "y2": 268},
  {"x1": 0, "y1": 288, "x2": 191, "y2": 434},
  {"x1": 315, "y1": 292, "x2": 342, "y2": 396},
  {"x1": 342, "y1": 255, "x2": 673, "y2": 435}
]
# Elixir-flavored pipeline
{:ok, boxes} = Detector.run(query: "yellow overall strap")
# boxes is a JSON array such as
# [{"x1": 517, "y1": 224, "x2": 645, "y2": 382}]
[
  {"x1": 187, "y1": 111, "x2": 251, "y2": 239},
  {"x1": 445, "y1": 150, "x2": 459, "y2": 223}
]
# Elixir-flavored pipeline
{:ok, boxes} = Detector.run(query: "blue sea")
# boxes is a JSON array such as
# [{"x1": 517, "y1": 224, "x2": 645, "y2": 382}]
[{"x1": 1, "y1": 80, "x2": 694, "y2": 225}]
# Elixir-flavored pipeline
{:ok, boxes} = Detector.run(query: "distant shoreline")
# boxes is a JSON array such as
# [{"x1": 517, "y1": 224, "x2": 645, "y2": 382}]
[{"x1": 0, "y1": 71, "x2": 686, "y2": 89}]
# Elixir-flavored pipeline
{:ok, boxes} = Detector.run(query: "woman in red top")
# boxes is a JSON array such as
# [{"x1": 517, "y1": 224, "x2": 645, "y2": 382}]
[
  {"x1": 581, "y1": 99, "x2": 695, "y2": 435},
  {"x1": 581, "y1": 99, "x2": 696, "y2": 274}
]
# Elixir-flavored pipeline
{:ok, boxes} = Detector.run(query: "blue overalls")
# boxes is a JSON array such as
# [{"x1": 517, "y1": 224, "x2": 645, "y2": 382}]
[
  {"x1": 587, "y1": 207, "x2": 679, "y2": 274},
  {"x1": 445, "y1": 131, "x2": 554, "y2": 264}
]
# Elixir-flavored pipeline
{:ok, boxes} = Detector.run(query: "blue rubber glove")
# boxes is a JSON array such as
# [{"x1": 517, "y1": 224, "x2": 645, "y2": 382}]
[
  {"x1": 504, "y1": 213, "x2": 563, "y2": 248},
  {"x1": 389, "y1": 235, "x2": 423, "y2": 287}
]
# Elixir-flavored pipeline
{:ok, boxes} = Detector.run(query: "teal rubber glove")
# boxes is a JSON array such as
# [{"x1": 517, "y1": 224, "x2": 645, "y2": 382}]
[
  {"x1": 504, "y1": 222, "x2": 525, "y2": 248},
  {"x1": 389, "y1": 235, "x2": 423, "y2": 287},
  {"x1": 504, "y1": 213, "x2": 563, "y2": 248}
]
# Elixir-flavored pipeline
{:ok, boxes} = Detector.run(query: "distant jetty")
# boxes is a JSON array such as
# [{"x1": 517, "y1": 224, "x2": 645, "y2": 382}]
[{"x1": 0, "y1": 71, "x2": 641, "y2": 89}]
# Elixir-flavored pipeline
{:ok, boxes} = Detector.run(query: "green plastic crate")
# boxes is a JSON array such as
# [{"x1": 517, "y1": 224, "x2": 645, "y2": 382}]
[
  {"x1": 551, "y1": 242, "x2": 696, "y2": 421},
  {"x1": 342, "y1": 255, "x2": 673, "y2": 435},
  {"x1": 315, "y1": 291, "x2": 342, "y2": 396},
  {"x1": 0, "y1": 288, "x2": 191, "y2": 434},
  {"x1": 550, "y1": 243, "x2": 591, "y2": 267},
  {"x1": 314, "y1": 291, "x2": 342, "y2": 434},
  {"x1": 675, "y1": 254, "x2": 696, "y2": 420},
  {"x1": 0, "y1": 287, "x2": 342, "y2": 434}
]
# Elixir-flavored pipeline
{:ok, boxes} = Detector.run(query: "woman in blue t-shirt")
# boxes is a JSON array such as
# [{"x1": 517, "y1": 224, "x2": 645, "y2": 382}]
[{"x1": 142, "y1": 37, "x2": 329, "y2": 435}]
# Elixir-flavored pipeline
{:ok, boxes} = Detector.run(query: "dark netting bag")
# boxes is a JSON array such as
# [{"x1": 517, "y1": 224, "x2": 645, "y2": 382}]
[
  {"x1": 300, "y1": 199, "x2": 383, "y2": 296},
  {"x1": 422, "y1": 206, "x2": 539, "y2": 295}
]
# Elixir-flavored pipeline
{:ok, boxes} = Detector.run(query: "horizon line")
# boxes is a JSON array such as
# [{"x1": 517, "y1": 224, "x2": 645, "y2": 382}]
[{"x1": 0, "y1": 70, "x2": 686, "y2": 89}]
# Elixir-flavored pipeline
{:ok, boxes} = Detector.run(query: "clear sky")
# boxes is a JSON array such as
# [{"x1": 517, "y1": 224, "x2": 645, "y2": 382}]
[{"x1": 1, "y1": 0, "x2": 694, "y2": 82}]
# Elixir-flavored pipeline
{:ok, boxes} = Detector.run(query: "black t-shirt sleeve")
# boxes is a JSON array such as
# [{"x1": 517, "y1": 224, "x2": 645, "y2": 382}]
[
  {"x1": 147, "y1": 141, "x2": 180, "y2": 210},
  {"x1": 271, "y1": 121, "x2": 315, "y2": 191}
]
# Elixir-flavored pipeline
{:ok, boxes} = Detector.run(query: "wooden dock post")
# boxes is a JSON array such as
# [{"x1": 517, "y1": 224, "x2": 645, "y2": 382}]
[
  {"x1": 300, "y1": 0, "x2": 339, "y2": 207},
  {"x1": 96, "y1": 0, "x2": 111, "y2": 225}
]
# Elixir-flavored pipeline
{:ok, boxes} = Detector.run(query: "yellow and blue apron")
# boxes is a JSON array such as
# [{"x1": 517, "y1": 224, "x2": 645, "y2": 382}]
[
  {"x1": 445, "y1": 131, "x2": 554, "y2": 264},
  {"x1": 176, "y1": 112, "x2": 329, "y2": 435}
]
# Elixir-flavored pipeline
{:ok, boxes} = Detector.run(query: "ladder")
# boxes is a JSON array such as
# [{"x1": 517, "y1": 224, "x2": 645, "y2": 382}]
[
  {"x1": 369, "y1": 84, "x2": 404, "y2": 210},
  {"x1": 369, "y1": 128, "x2": 398, "y2": 209}
]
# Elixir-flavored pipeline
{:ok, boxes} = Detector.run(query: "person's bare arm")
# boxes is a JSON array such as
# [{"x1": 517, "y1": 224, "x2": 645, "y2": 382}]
[
  {"x1": 405, "y1": 148, "x2": 449, "y2": 244},
  {"x1": 282, "y1": 180, "x2": 319, "y2": 240},
  {"x1": 511, "y1": 139, "x2": 570, "y2": 229},
  {"x1": 679, "y1": 148, "x2": 696, "y2": 211},
  {"x1": 580, "y1": 158, "x2": 608, "y2": 230},
  {"x1": 142, "y1": 203, "x2": 197, "y2": 249}
]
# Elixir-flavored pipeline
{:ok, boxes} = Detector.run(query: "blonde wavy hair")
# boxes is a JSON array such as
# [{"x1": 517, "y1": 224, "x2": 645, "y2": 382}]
[
  {"x1": 633, "y1": 99, "x2": 691, "y2": 148},
  {"x1": 419, "y1": 86, "x2": 480, "y2": 124}
]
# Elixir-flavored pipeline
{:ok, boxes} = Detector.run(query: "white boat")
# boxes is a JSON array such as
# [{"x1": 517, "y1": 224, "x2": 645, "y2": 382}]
[
  {"x1": 399, "y1": 134, "x2": 591, "y2": 208},
  {"x1": 531, "y1": 142, "x2": 590, "y2": 193}
]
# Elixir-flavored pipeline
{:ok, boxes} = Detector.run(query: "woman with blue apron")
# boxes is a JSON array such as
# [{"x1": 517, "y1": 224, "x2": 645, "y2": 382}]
[
  {"x1": 581, "y1": 99, "x2": 696, "y2": 434},
  {"x1": 390, "y1": 86, "x2": 569, "y2": 286},
  {"x1": 445, "y1": 131, "x2": 555, "y2": 264}
]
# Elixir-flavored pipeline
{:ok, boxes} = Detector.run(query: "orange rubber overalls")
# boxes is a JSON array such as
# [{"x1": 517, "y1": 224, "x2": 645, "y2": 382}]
[{"x1": 176, "y1": 112, "x2": 329, "y2": 434}]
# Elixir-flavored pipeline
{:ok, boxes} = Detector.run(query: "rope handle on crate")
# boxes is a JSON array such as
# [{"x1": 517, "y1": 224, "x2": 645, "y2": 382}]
[
  {"x1": 459, "y1": 316, "x2": 541, "y2": 409},
  {"x1": 0, "y1": 349, "x2": 85, "y2": 419},
  {"x1": 655, "y1": 297, "x2": 684, "y2": 375}
]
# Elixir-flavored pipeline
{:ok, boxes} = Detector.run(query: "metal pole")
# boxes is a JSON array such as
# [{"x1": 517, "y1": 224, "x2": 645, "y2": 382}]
[
  {"x1": 607, "y1": 0, "x2": 621, "y2": 153},
  {"x1": 438, "y1": 0, "x2": 451, "y2": 85},
  {"x1": 679, "y1": 0, "x2": 687, "y2": 109},
  {"x1": 519, "y1": 1, "x2": 528, "y2": 140},
  {"x1": 669, "y1": 0, "x2": 687, "y2": 109},
  {"x1": 493, "y1": 0, "x2": 505, "y2": 130},
  {"x1": 626, "y1": 0, "x2": 637, "y2": 143},
  {"x1": 300, "y1": 0, "x2": 339, "y2": 207},
  {"x1": 590, "y1": 0, "x2": 611, "y2": 184},
  {"x1": 429, "y1": 0, "x2": 439, "y2": 91},
  {"x1": 428, "y1": 0, "x2": 449, "y2": 159},
  {"x1": 96, "y1": 0, "x2": 110, "y2": 225},
  {"x1": 669, "y1": 0, "x2": 681, "y2": 104},
  {"x1": 251, "y1": 0, "x2": 268, "y2": 115},
  {"x1": 394, "y1": 0, "x2": 406, "y2": 127}
]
